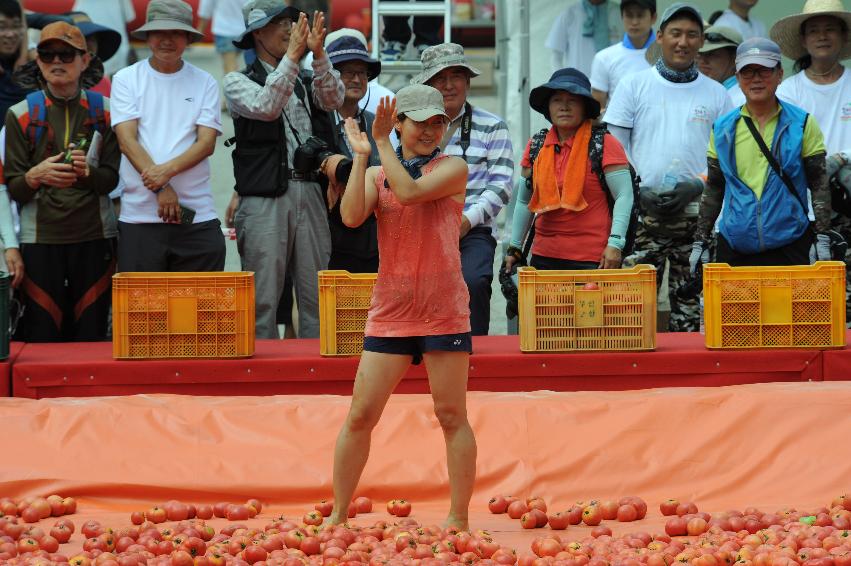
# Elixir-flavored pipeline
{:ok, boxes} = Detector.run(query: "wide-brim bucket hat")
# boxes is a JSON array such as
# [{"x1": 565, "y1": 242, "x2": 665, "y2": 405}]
[
  {"x1": 411, "y1": 42, "x2": 481, "y2": 85},
  {"x1": 66, "y1": 12, "x2": 122, "y2": 62},
  {"x1": 132, "y1": 0, "x2": 204, "y2": 43},
  {"x1": 233, "y1": 0, "x2": 302, "y2": 49},
  {"x1": 770, "y1": 0, "x2": 851, "y2": 61},
  {"x1": 529, "y1": 68, "x2": 601, "y2": 121},
  {"x1": 327, "y1": 35, "x2": 381, "y2": 81}
]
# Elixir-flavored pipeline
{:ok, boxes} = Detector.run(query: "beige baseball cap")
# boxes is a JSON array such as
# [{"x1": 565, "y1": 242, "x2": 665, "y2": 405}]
[{"x1": 395, "y1": 84, "x2": 449, "y2": 122}]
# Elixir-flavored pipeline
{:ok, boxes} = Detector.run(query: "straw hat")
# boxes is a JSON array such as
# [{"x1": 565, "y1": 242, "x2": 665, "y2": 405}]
[{"x1": 769, "y1": 0, "x2": 851, "y2": 61}]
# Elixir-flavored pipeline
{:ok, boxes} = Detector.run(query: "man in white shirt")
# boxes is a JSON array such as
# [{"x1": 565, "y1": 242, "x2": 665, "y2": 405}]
[
  {"x1": 546, "y1": 0, "x2": 623, "y2": 77},
  {"x1": 111, "y1": 0, "x2": 224, "y2": 272},
  {"x1": 713, "y1": 0, "x2": 766, "y2": 40},
  {"x1": 591, "y1": 0, "x2": 656, "y2": 110},
  {"x1": 198, "y1": 0, "x2": 248, "y2": 76},
  {"x1": 604, "y1": 2, "x2": 733, "y2": 332}
]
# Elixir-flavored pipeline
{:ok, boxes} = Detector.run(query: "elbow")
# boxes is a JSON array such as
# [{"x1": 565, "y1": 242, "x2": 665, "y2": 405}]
[{"x1": 341, "y1": 212, "x2": 363, "y2": 228}]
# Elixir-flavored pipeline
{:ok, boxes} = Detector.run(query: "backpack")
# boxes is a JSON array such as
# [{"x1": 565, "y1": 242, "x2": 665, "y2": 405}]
[
  {"x1": 525, "y1": 124, "x2": 641, "y2": 256},
  {"x1": 24, "y1": 89, "x2": 107, "y2": 155}
]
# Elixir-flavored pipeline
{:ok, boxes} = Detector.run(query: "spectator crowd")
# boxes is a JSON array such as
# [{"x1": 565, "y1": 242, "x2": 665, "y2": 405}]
[{"x1": 1, "y1": 0, "x2": 851, "y2": 345}]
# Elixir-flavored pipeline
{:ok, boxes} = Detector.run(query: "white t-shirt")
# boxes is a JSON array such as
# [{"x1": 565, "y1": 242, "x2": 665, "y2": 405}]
[
  {"x1": 604, "y1": 67, "x2": 734, "y2": 188},
  {"x1": 73, "y1": 0, "x2": 135, "y2": 77},
  {"x1": 778, "y1": 67, "x2": 851, "y2": 155},
  {"x1": 712, "y1": 9, "x2": 767, "y2": 40},
  {"x1": 111, "y1": 59, "x2": 223, "y2": 224},
  {"x1": 545, "y1": 1, "x2": 621, "y2": 77},
  {"x1": 198, "y1": 0, "x2": 247, "y2": 38},
  {"x1": 590, "y1": 41, "x2": 650, "y2": 98}
]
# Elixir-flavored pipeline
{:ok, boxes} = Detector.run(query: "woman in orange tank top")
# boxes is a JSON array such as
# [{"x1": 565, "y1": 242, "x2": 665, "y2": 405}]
[{"x1": 328, "y1": 86, "x2": 475, "y2": 531}]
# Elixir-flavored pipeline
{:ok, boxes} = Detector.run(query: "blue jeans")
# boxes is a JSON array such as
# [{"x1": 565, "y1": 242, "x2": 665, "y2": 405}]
[{"x1": 460, "y1": 226, "x2": 497, "y2": 336}]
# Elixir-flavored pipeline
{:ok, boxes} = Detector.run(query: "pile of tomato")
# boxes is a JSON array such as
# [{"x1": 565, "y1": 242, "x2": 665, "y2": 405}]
[{"x1": 2, "y1": 494, "x2": 851, "y2": 566}]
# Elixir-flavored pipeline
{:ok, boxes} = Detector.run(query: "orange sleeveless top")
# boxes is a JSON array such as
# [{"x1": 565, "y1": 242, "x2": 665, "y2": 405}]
[{"x1": 365, "y1": 155, "x2": 471, "y2": 337}]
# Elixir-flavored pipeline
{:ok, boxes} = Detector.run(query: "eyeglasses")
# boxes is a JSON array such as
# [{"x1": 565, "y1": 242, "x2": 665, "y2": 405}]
[
  {"x1": 0, "y1": 23, "x2": 21, "y2": 34},
  {"x1": 340, "y1": 69, "x2": 369, "y2": 80},
  {"x1": 37, "y1": 49, "x2": 81, "y2": 64},
  {"x1": 738, "y1": 66, "x2": 777, "y2": 80},
  {"x1": 270, "y1": 17, "x2": 293, "y2": 28}
]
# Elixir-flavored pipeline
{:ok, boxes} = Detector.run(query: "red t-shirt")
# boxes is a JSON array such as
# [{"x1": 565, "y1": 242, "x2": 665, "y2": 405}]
[{"x1": 521, "y1": 127, "x2": 629, "y2": 262}]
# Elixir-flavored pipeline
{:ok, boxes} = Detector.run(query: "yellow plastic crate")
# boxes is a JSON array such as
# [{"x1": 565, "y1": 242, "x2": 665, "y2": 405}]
[
  {"x1": 703, "y1": 261, "x2": 846, "y2": 349},
  {"x1": 319, "y1": 270, "x2": 376, "y2": 356},
  {"x1": 112, "y1": 272, "x2": 255, "y2": 359},
  {"x1": 518, "y1": 265, "x2": 657, "y2": 352}
]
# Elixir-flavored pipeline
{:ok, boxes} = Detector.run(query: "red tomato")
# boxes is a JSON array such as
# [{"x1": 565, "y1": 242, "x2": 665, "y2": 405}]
[
  {"x1": 488, "y1": 496, "x2": 509, "y2": 514},
  {"x1": 617, "y1": 505, "x2": 639, "y2": 522}
]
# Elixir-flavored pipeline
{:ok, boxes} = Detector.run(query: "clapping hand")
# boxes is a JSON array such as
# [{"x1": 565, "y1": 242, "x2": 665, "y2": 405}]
[
  {"x1": 344, "y1": 117, "x2": 372, "y2": 157},
  {"x1": 287, "y1": 12, "x2": 309, "y2": 63},
  {"x1": 307, "y1": 11, "x2": 327, "y2": 57},
  {"x1": 371, "y1": 96, "x2": 397, "y2": 142}
]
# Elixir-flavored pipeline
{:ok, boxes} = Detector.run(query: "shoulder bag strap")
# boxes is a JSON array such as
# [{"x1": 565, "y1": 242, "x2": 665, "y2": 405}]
[{"x1": 742, "y1": 115, "x2": 807, "y2": 215}]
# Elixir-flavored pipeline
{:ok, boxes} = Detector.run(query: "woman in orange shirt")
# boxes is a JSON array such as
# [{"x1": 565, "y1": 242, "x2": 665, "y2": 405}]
[
  {"x1": 504, "y1": 68, "x2": 634, "y2": 273},
  {"x1": 328, "y1": 85, "x2": 475, "y2": 530}
]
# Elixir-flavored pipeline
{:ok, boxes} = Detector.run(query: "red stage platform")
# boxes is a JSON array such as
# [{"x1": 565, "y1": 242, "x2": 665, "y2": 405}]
[
  {"x1": 1, "y1": 342, "x2": 25, "y2": 397},
  {"x1": 10, "y1": 333, "x2": 825, "y2": 399}
]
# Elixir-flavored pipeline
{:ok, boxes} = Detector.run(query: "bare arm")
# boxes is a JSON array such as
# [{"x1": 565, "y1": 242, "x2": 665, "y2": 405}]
[
  {"x1": 340, "y1": 159, "x2": 379, "y2": 227},
  {"x1": 592, "y1": 89, "x2": 608, "y2": 111},
  {"x1": 376, "y1": 138, "x2": 468, "y2": 206},
  {"x1": 114, "y1": 120, "x2": 217, "y2": 189}
]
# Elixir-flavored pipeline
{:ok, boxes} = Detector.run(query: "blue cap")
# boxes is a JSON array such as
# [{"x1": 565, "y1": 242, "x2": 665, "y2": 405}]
[
  {"x1": 736, "y1": 37, "x2": 782, "y2": 71},
  {"x1": 327, "y1": 35, "x2": 381, "y2": 81},
  {"x1": 529, "y1": 68, "x2": 600, "y2": 121},
  {"x1": 659, "y1": 2, "x2": 703, "y2": 31}
]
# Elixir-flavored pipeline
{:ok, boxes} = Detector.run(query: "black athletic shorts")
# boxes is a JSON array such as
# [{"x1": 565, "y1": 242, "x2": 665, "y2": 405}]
[{"x1": 363, "y1": 332, "x2": 473, "y2": 365}]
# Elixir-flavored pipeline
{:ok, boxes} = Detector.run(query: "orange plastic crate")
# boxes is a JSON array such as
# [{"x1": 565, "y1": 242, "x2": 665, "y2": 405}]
[
  {"x1": 319, "y1": 270, "x2": 376, "y2": 356},
  {"x1": 112, "y1": 272, "x2": 255, "y2": 359},
  {"x1": 703, "y1": 261, "x2": 846, "y2": 349},
  {"x1": 518, "y1": 265, "x2": 657, "y2": 352}
]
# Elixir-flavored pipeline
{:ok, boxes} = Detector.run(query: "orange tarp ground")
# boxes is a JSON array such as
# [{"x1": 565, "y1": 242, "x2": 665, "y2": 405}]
[{"x1": 2, "y1": 382, "x2": 851, "y2": 553}]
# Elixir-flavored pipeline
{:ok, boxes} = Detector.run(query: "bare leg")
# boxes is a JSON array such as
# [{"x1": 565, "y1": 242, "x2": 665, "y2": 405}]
[
  {"x1": 328, "y1": 351, "x2": 412, "y2": 524},
  {"x1": 222, "y1": 51, "x2": 239, "y2": 75},
  {"x1": 423, "y1": 350, "x2": 476, "y2": 531}
]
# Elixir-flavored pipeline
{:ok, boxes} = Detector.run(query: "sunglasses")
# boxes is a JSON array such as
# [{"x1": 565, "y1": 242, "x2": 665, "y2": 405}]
[
  {"x1": 738, "y1": 66, "x2": 777, "y2": 80},
  {"x1": 37, "y1": 49, "x2": 81, "y2": 64}
]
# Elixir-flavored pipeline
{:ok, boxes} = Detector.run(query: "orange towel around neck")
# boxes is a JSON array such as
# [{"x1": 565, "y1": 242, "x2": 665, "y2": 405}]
[{"x1": 528, "y1": 120, "x2": 592, "y2": 214}]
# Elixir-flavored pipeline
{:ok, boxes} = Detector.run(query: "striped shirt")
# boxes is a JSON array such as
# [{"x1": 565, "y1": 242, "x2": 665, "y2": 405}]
[
  {"x1": 223, "y1": 54, "x2": 344, "y2": 170},
  {"x1": 442, "y1": 105, "x2": 514, "y2": 236}
]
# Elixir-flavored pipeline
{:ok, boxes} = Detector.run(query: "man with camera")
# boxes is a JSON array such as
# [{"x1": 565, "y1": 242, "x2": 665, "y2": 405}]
[{"x1": 223, "y1": 0, "x2": 343, "y2": 339}]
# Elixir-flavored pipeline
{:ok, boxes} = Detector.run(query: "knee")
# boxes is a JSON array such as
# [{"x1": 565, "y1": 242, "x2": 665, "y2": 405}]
[
  {"x1": 434, "y1": 404, "x2": 468, "y2": 433},
  {"x1": 345, "y1": 404, "x2": 382, "y2": 433},
  {"x1": 464, "y1": 273, "x2": 492, "y2": 296}
]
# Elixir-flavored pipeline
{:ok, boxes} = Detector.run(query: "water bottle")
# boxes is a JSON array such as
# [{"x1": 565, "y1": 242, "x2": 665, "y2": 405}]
[
  {"x1": 699, "y1": 295, "x2": 705, "y2": 335},
  {"x1": 661, "y1": 158, "x2": 681, "y2": 192}
]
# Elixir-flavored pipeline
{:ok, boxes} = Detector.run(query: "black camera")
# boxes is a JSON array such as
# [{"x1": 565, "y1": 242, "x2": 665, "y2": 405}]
[{"x1": 293, "y1": 135, "x2": 353, "y2": 184}]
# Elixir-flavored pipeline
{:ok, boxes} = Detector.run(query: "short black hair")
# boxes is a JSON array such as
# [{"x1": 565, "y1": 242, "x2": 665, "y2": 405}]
[
  {"x1": 0, "y1": 0, "x2": 22, "y2": 20},
  {"x1": 620, "y1": 0, "x2": 656, "y2": 16},
  {"x1": 660, "y1": 10, "x2": 703, "y2": 33}
]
